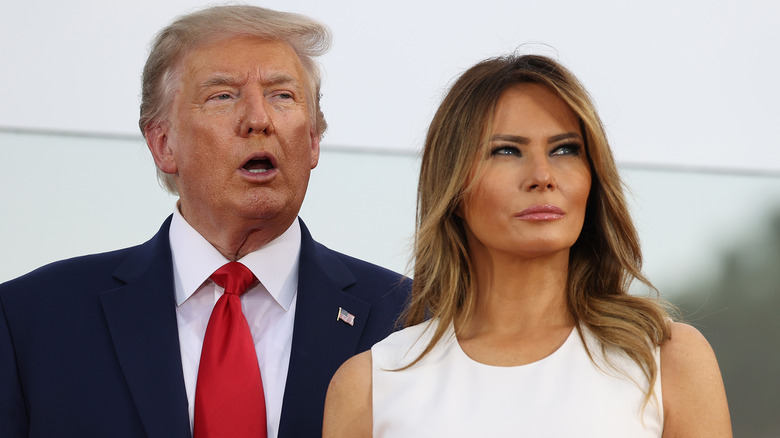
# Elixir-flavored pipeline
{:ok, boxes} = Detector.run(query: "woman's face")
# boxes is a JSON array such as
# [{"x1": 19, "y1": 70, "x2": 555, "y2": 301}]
[{"x1": 460, "y1": 82, "x2": 591, "y2": 262}]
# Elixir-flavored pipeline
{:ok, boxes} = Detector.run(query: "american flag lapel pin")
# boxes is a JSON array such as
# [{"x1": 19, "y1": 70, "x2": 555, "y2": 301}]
[{"x1": 337, "y1": 307, "x2": 355, "y2": 326}]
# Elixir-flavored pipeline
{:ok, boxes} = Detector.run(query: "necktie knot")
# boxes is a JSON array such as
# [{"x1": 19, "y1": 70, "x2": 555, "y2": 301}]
[{"x1": 210, "y1": 261, "x2": 256, "y2": 296}]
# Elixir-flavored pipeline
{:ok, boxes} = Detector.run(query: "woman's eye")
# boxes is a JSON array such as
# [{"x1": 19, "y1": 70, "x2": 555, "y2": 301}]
[
  {"x1": 551, "y1": 143, "x2": 582, "y2": 156},
  {"x1": 491, "y1": 145, "x2": 521, "y2": 156}
]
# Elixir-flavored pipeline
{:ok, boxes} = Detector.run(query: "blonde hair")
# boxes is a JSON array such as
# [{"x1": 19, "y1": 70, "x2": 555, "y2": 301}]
[
  {"x1": 406, "y1": 54, "x2": 671, "y2": 403},
  {"x1": 138, "y1": 5, "x2": 331, "y2": 194}
]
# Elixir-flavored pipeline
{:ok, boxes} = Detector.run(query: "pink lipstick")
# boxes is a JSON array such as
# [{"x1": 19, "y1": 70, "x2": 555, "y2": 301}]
[{"x1": 516, "y1": 204, "x2": 565, "y2": 221}]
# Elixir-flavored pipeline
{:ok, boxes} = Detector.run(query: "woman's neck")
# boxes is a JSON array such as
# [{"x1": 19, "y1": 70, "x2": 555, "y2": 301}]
[{"x1": 462, "y1": 248, "x2": 574, "y2": 338}]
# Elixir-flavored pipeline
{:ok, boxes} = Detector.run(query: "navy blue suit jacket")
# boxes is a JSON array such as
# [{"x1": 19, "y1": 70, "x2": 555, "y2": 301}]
[{"x1": 0, "y1": 216, "x2": 410, "y2": 437}]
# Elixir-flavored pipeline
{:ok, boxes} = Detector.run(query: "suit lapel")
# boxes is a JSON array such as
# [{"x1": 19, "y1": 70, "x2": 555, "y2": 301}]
[
  {"x1": 278, "y1": 220, "x2": 373, "y2": 436},
  {"x1": 99, "y1": 217, "x2": 191, "y2": 438}
]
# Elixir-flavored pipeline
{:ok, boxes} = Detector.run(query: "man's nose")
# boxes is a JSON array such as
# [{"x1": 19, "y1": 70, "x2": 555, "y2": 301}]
[{"x1": 238, "y1": 91, "x2": 272, "y2": 136}]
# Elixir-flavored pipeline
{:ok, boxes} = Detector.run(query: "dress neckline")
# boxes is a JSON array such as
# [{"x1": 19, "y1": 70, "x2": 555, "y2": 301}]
[{"x1": 448, "y1": 322, "x2": 579, "y2": 369}]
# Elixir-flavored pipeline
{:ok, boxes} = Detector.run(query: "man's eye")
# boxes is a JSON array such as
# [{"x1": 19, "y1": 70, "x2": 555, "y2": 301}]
[{"x1": 208, "y1": 93, "x2": 232, "y2": 101}]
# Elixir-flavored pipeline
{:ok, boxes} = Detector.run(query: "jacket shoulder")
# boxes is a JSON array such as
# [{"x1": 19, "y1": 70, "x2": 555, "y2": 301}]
[
  {"x1": 0, "y1": 217, "x2": 173, "y2": 301},
  {"x1": 1, "y1": 247, "x2": 136, "y2": 297},
  {"x1": 311, "y1": 240, "x2": 410, "y2": 300}
]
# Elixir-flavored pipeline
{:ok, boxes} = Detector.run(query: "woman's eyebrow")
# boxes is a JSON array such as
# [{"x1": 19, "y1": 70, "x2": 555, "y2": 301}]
[
  {"x1": 490, "y1": 134, "x2": 530, "y2": 144},
  {"x1": 548, "y1": 132, "x2": 583, "y2": 143},
  {"x1": 489, "y1": 132, "x2": 583, "y2": 144}
]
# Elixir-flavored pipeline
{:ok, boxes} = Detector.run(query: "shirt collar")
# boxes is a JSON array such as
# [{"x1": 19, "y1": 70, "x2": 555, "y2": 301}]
[{"x1": 168, "y1": 207, "x2": 301, "y2": 310}]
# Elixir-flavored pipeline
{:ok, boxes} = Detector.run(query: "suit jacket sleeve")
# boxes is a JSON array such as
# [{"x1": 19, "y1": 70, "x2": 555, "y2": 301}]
[{"x1": 0, "y1": 295, "x2": 28, "y2": 437}]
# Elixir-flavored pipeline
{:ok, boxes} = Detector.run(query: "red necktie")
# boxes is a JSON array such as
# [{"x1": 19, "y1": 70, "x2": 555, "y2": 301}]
[{"x1": 194, "y1": 262, "x2": 267, "y2": 438}]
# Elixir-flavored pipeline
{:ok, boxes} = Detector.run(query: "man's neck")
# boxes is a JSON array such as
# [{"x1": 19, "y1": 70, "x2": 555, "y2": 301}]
[{"x1": 176, "y1": 200, "x2": 296, "y2": 261}]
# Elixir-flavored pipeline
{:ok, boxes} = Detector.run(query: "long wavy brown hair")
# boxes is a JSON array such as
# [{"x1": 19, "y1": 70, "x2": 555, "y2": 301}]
[{"x1": 405, "y1": 54, "x2": 672, "y2": 403}]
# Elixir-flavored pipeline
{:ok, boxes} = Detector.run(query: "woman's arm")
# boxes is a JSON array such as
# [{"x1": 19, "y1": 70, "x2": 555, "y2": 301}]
[
  {"x1": 323, "y1": 350, "x2": 373, "y2": 438},
  {"x1": 661, "y1": 322, "x2": 732, "y2": 437}
]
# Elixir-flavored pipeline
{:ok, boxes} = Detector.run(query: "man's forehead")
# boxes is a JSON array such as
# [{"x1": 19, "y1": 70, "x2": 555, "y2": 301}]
[{"x1": 180, "y1": 35, "x2": 306, "y2": 83}]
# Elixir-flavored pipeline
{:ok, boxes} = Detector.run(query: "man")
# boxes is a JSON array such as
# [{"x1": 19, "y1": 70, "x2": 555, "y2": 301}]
[{"x1": 0, "y1": 5, "x2": 409, "y2": 437}]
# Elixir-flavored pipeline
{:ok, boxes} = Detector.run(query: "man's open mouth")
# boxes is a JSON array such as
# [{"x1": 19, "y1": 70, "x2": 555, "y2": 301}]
[{"x1": 243, "y1": 157, "x2": 274, "y2": 174}]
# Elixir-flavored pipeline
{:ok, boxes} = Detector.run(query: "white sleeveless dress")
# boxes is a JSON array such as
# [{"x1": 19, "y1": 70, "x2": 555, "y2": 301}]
[{"x1": 372, "y1": 319, "x2": 663, "y2": 437}]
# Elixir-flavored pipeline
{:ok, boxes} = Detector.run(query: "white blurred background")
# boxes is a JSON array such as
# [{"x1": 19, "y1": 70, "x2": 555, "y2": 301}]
[{"x1": 2, "y1": 0, "x2": 779, "y2": 172}]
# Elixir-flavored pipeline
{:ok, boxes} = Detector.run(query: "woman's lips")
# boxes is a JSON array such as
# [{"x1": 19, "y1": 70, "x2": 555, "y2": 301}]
[{"x1": 516, "y1": 204, "x2": 565, "y2": 221}]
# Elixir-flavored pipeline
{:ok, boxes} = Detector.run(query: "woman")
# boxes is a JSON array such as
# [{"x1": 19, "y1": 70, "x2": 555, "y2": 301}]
[{"x1": 324, "y1": 54, "x2": 731, "y2": 437}]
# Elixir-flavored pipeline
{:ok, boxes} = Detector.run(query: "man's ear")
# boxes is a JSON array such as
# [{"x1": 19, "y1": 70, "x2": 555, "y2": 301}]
[
  {"x1": 145, "y1": 122, "x2": 178, "y2": 174},
  {"x1": 309, "y1": 127, "x2": 321, "y2": 170}
]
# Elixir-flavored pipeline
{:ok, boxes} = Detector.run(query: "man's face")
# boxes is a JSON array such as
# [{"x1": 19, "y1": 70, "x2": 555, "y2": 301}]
[{"x1": 151, "y1": 35, "x2": 319, "y2": 236}]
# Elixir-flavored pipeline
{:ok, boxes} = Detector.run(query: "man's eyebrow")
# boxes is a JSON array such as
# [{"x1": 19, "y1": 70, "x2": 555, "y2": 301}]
[
  {"x1": 198, "y1": 72, "x2": 301, "y2": 90},
  {"x1": 262, "y1": 72, "x2": 300, "y2": 87},
  {"x1": 198, "y1": 74, "x2": 244, "y2": 89}
]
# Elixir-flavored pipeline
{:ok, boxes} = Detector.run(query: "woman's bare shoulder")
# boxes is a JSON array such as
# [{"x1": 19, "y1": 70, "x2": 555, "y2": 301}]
[{"x1": 660, "y1": 322, "x2": 732, "y2": 438}]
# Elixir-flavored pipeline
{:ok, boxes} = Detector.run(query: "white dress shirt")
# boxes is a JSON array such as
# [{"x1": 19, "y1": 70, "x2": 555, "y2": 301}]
[{"x1": 168, "y1": 208, "x2": 299, "y2": 438}]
